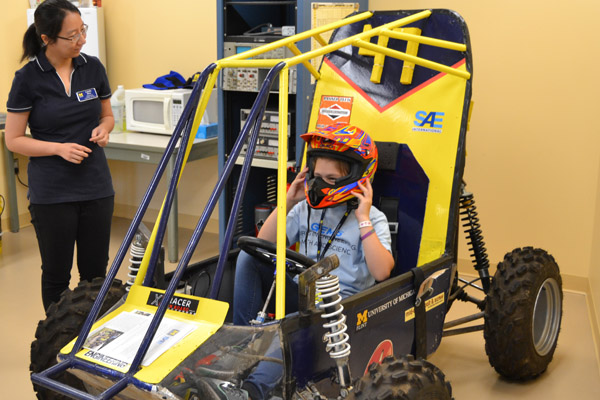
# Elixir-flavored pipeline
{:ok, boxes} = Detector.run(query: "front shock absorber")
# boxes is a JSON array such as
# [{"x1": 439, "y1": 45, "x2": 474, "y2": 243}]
[
  {"x1": 126, "y1": 233, "x2": 146, "y2": 291},
  {"x1": 459, "y1": 186, "x2": 491, "y2": 292},
  {"x1": 316, "y1": 274, "x2": 352, "y2": 397}
]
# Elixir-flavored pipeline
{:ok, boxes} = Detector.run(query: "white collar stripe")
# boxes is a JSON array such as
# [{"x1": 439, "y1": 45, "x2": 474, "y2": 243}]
[{"x1": 34, "y1": 56, "x2": 44, "y2": 71}]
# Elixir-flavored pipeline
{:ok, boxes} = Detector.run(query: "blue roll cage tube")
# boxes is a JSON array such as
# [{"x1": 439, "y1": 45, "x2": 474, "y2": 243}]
[{"x1": 30, "y1": 61, "x2": 286, "y2": 399}]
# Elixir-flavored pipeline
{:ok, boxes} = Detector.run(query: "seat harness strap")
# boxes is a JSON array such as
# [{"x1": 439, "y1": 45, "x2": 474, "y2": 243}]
[{"x1": 411, "y1": 266, "x2": 427, "y2": 359}]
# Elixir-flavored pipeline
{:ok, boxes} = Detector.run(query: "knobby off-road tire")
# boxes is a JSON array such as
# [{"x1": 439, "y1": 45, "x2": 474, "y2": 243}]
[
  {"x1": 484, "y1": 247, "x2": 562, "y2": 380},
  {"x1": 30, "y1": 278, "x2": 126, "y2": 400},
  {"x1": 353, "y1": 355, "x2": 452, "y2": 400}
]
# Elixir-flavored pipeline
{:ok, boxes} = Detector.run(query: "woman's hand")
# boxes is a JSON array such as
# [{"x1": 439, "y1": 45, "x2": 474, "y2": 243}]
[
  {"x1": 353, "y1": 178, "x2": 373, "y2": 222},
  {"x1": 90, "y1": 125, "x2": 110, "y2": 147},
  {"x1": 58, "y1": 143, "x2": 92, "y2": 164}
]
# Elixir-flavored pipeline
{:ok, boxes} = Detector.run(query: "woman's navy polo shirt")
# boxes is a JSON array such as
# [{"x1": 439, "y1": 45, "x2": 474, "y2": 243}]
[{"x1": 6, "y1": 50, "x2": 114, "y2": 204}]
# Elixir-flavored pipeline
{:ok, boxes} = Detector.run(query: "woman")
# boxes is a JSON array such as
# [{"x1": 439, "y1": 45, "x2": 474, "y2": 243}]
[{"x1": 5, "y1": 0, "x2": 115, "y2": 312}]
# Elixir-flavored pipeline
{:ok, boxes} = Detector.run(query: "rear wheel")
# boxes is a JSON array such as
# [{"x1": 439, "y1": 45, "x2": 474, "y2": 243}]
[
  {"x1": 353, "y1": 355, "x2": 452, "y2": 400},
  {"x1": 30, "y1": 278, "x2": 126, "y2": 400},
  {"x1": 484, "y1": 247, "x2": 562, "y2": 380}
]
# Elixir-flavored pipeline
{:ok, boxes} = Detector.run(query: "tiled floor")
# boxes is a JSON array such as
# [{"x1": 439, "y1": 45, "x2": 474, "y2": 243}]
[{"x1": 0, "y1": 217, "x2": 598, "y2": 399}]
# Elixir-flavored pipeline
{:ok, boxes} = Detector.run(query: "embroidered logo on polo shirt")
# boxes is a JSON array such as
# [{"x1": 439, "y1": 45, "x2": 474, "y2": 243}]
[{"x1": 76, "y1": 88, "x2": 98, "y2": 102}]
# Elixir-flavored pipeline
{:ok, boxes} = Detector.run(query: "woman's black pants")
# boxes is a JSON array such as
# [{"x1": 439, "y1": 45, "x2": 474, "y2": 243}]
[{"x1": 29, "y1": 196, "x2": 114, "y2": 312}]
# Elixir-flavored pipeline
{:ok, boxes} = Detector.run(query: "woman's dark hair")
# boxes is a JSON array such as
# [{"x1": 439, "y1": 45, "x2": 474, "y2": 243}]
[{"x1": 21, "y1": 0, "x2": 80, "y2": 61}]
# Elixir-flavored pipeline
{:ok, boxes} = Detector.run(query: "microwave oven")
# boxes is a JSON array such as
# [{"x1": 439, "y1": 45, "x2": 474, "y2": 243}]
[{"x1": 125, "y1": 88, "x2": 192, "y2": 135}]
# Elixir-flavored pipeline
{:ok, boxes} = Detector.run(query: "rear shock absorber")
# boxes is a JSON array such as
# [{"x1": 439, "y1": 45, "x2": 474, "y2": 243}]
[
  {"x1": 126, "y1": 233, "x2": 146, "y2": 291},
  {"x1": 316, "y1": 274, "x2": 352, "y2": 397},
  {"x1": 459, "y1": 185, "x2": 491, "y2": 293}
]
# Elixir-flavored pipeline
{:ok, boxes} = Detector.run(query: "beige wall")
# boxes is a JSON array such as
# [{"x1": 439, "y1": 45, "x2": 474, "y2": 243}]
[
  {"x1": 102, "y1": 0, "x2": 219, "y2": 229},
  {"x1": 1, "y1": 2, "x2": 31, "y2": 229},
  {"x1": 371, "y1": 0, "x2": 600, "y2": 344}
]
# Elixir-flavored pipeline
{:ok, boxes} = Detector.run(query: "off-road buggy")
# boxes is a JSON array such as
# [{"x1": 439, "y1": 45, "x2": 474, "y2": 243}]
[{"x1": 31, "y1": 9, "x2": 562, "y2": 400}]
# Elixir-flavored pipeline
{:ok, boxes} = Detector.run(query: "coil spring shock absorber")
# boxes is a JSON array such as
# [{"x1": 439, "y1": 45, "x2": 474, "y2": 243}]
[
  {"x1": 459, "y1": 185, "x2": 491, "y2": 292},
  {"x1": 126, "y1": 233, "x2": 146, "y2": 291},
  {"x1": 316, "y1": 274, "x2": 352, "y2": 396}
]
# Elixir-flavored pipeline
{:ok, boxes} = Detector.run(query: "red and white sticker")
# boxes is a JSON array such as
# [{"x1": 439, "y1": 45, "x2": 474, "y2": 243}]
[
  {"x1": 316, "y1": 95, "x2": 353, "y2": 128},
  {"x1": 364, "y1": 339, "x2": 394, "y2": 375}
]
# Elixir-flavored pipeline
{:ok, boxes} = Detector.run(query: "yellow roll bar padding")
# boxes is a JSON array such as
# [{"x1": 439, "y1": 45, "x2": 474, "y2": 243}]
[
  {"x1": 313, "y1": 33, "x2": 329, "y2": 47},
  {"x1": 357, "y1": 24, "x2": 390, "y2": 84},
  {"x1": 133, "y1": 69, "x2": 220, "y2": 286},
  {"x1": 399, "y1": 27, "x2": 422, "y2": 85},
  {"x1": 283, "y1": 10, "x2": 432, "y2": 69},
  {"x1": 276, "y1": 67, "x2": 290, "y2": 320},
  {"x1": 218, "y1": 59, "x2": 282, "y2": 68},
  {"x1": 355, "y1": 39, "x2": 471, "y2": 80},
  {"x1": 286, "y1": 43, "x2": 321, "y2": 80},
  {"x1": 358, "y1": 26, "x2": 424, "y2": 85},
  {"x1": 382, "y1": 29, "x2": 467, "y2": 52},
  {"x1": 220, "y1": 11, "x2": 374, "y2": 63}
]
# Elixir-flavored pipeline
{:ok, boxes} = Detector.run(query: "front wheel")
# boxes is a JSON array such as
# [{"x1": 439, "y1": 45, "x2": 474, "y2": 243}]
[
  {"x1": 353, "y1": 355, "x2": 452, "y2": 400},
  {"x1": 30, "y1": 278, "x2": 126, "y2": 400},
  {"x1": 484, "y1": 247, "x2": 562, "y2": 380}
]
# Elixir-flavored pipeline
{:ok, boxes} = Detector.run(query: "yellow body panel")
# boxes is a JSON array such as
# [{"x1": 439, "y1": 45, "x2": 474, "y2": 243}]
[
  {"x1": 60, "y1": 285, "x2": 228, "y2": 384},
  {"x1": 307, "y1": 60, "x2": 468, "y2": 266}
]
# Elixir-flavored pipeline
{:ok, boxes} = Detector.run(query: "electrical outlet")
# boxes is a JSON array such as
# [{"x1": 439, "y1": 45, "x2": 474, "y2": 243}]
[{"x1": 13, "y1": 158, "x2": 19, "y2": 174}]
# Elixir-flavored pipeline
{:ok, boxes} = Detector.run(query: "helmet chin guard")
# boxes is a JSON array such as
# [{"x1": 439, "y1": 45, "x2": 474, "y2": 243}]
[{"x1": 301, "y1": 123, "x2": 378, "y2": 209}]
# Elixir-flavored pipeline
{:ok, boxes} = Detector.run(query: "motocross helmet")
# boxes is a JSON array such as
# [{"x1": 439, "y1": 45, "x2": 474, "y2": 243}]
[{"x1": 301, "y1": 123, "x2": 378, "y2": 209}]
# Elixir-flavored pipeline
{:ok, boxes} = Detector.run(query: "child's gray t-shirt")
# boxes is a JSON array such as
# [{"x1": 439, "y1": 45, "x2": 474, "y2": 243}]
[{"x1": 287, "y1": 200, "x2": 392, "y2": 297}]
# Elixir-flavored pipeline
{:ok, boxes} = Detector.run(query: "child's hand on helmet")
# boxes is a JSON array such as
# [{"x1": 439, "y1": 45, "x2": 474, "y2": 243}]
[
  {"x1": 286, "y1": 167, "x2": 309, "y2": 210},
  {"x1": 353, "y1": 179, "x2": 373, "y2": 222}
]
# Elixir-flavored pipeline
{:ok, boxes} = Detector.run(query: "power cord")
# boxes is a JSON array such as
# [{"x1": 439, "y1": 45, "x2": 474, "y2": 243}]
[
  {"x1": 243, "y1": 23, "x2": 281, "y2": 36},
  {"x1": 16, "y1": 174, "x2": 28, "y2": 188},
  {"x1": 13, "y1": 159, "x2": 28, "y2": 188}
]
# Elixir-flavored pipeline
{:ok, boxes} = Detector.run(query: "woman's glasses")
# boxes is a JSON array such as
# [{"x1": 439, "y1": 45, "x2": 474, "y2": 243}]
[{"x1": 56, "y1": 24, "x2": 88, "y2": 43}]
